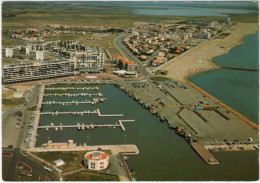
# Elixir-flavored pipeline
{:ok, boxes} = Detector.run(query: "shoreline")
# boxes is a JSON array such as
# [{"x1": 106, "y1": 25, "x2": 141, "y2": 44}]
[
  {"x1": 160, "y1": 22, "x2": 258, "y2": 129},
  {"x1": 160, "y1": 22, "x2": 259, "y2": 82}
]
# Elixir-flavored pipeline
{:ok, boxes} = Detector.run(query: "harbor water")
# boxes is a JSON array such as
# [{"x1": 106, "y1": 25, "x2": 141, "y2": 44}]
[
  {"x1": 190, "y1": 32, "x2": 259, "y2": 123},
  {"x1": 36, "y1": 84, "x2": 258, "y2": 181}
]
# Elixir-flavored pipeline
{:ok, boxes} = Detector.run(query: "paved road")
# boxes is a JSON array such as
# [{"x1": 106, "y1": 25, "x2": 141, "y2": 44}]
[
  {"x1": 113, "y1": 34, "x2": 151, "y2": 77},
  {"x1": 2, "y1": 148, "x2": 59, "y2": 181}
]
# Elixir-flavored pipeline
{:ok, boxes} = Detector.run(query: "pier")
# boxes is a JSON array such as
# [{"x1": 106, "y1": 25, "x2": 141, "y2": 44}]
[
  {"x1": 190, "y1": 142, "x2": 220, "y2": 165},
  {"x1": 96, "y1": 109, "x2": 124, "y2": 117},
  {"x1": 43, "y1": 93, "x2": 103, "y2": 97},
  {"x1": 40, "y1": 110, "x2": 97, "y2": 115},
  {"x1": 37, "y1": 120, "x2": 135, "y2": 131},
  {"x1": 45, "y1": 87, "x2": 99, "y2": 90},
  {"x1": 40, "y1": 109, "x2": 124, "y2": 117},
  {"x1": 42, "y1": 98, "x2": 106, "y2": 105}
]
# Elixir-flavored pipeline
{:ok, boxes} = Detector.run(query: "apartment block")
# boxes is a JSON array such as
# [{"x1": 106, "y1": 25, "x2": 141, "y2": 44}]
[{"x1": 2, "y1": 60, "x2": 75, "y2": 84}]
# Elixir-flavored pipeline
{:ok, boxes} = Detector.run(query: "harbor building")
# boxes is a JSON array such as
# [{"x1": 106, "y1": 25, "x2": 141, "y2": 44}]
[
  {"x1": 2, "y1": 60, "x2": 75, "y2": 84},
  {"x1": 84, "y1": 151, "x2": 109, "y2": 170}
]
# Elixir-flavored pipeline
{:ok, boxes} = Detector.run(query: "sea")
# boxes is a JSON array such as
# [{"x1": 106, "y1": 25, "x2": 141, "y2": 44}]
[
  {"x1": 190, "y1": 32, "x2": 259, "y2": 123},
  {"x1": 81, "y1": 1, "x2": 258, "y2": 16}
]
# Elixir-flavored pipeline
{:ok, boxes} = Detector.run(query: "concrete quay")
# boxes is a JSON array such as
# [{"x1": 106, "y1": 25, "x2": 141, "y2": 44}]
[
  {"x1": 29, "y1": 84, "x2": 45, "y2": 149},
  {"x1": 190, "y1": 142, "x2": 220, "y2": 165},
  {"x1": 116, "y1": 80, "x2": 259, "y2": 146}
]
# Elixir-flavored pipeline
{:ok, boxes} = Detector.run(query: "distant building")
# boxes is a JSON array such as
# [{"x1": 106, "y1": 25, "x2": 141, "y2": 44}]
[
  {"x1": 84, "y1": 151, "x2": 109, "y2": 170},
  {"x1": 2, "y1": 48, "x2": 14, "y2": 57},
  {"x1": 13, "y1": 92, "x2": 24, "y2": 98},
  {"x1": 113, "y1": 56, "x2": 137, "y2": 71},
  {"x1": 210, "y1": 21, "x2": 219, "y2": 27},
  {"x1": 30, "y1": 50, "x2": 51, "y2": 61}
]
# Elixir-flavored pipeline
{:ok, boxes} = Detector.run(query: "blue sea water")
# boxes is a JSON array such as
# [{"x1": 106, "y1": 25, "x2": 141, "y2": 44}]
[{"x1": 191, "y1": 32, "x2": 259, "y2": 123}]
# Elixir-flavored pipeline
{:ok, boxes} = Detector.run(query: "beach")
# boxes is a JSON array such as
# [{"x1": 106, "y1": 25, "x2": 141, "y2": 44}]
[{"x1": 159, "y1": 23, "x2": 259, "y2": 82}]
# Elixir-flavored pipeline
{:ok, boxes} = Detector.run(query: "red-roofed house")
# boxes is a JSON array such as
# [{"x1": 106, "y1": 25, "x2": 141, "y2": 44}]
[
  {"x1": 113, "y1": 56, "x2": 137, "y2": 71},
  {"x1": 152, "y1": 59, "x2": 163, "y2": 66}
]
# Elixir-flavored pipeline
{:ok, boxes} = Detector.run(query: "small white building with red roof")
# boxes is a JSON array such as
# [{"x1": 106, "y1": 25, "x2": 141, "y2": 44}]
[{"x1": 84, "y1": 151, "x2": 109, "y2": 170}]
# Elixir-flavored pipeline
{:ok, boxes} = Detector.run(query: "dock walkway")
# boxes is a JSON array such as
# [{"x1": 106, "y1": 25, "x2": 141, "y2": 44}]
[
  {"x1": 190, "y1": 142, "x2": 220, "y2": 165},
  {"x1": 44, "y1": 93, "x2": 103, "y2": 97},
  {"x1": 40, "y1": 109, "x2": 124, "y2": 117},
  {"x1": 42, "y1": 98, "x2": 106, "y2": 105},
  {"x1": 45, "y1": 87, "x2": 99, "y2": 91},
  {"x1": 37, "y1": 120, "x2": 135, "y2": 131}
]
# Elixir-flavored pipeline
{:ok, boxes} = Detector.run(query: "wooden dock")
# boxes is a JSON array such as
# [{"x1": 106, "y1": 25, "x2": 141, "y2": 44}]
[{"x1": 190, "y1": 142, "x2": 220, "y2": 165}]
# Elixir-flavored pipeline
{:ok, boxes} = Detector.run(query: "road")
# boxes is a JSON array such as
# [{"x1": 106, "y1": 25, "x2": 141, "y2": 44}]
[
  {"x1": 2, "y1": 84, "x2": 40, "y2": 149},
  {"x1": 2, "y1": 148, "x2": 59, "y2": 181},
  {"x1": 113, "y1": 34, "x2": 151, "y2": 77}
]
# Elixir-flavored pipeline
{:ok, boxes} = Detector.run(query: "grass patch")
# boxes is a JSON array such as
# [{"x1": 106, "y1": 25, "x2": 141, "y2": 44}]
[
  {"x1": 32, "y1": 150, "x2": 112, "y2": 173},
  {"x1": 150, "y1": 77, "x2": 169, "y2": 81},
  {"x1": 214, "y1": 32, "x2": 231, "y2": 39},
  {"x1": 28, "y1": 106, "x2": 37, "y2": 111},
  {"x1": 63, "y1": 171, "x2": 119, "y2": 181},
  {"x1": 155, "y1": 70, "x2": 168, "y2": 75},
  {"x1": 32, "y1": 151, "x2": 86, "y2": 172},
  {"x1": 2, "y1": 98, "x2": 25, "y2": 106}
]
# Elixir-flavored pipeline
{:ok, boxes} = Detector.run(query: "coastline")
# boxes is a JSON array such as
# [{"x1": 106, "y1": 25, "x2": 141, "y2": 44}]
[
  {"x1": 160, "y1": 22, "x2": 259, "y2": 82},
  {"x1": 159, "y1": 22, "x2": 259, "y2": 129}
]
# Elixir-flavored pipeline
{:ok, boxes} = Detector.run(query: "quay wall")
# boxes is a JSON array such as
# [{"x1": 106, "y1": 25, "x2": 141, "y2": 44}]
[
  {"x1": 29, "y1": 84, "x2": 45, "y2": 148},
  {"x1": 185, "y1": 79, "x2": 259, "y2": 130}
]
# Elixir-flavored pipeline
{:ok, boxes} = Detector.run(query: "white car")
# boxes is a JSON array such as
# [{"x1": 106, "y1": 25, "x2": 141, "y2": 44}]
[{"x1": 43, "y1": 166, "x2": 52, "y2": 172}]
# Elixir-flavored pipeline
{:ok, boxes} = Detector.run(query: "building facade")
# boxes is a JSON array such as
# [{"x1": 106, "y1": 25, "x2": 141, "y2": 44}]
[
  {"x1": 2, "y1": 60, "x2": 75, "y2": 84},
  {"x1": 84, "y1": 151, "x2": 109, "y2": 170}
]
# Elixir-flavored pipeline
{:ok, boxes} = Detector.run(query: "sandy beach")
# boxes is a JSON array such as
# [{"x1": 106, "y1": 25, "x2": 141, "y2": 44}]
[{"x1": 159, "y1": 23, "x2": 259, "y2": 82}]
